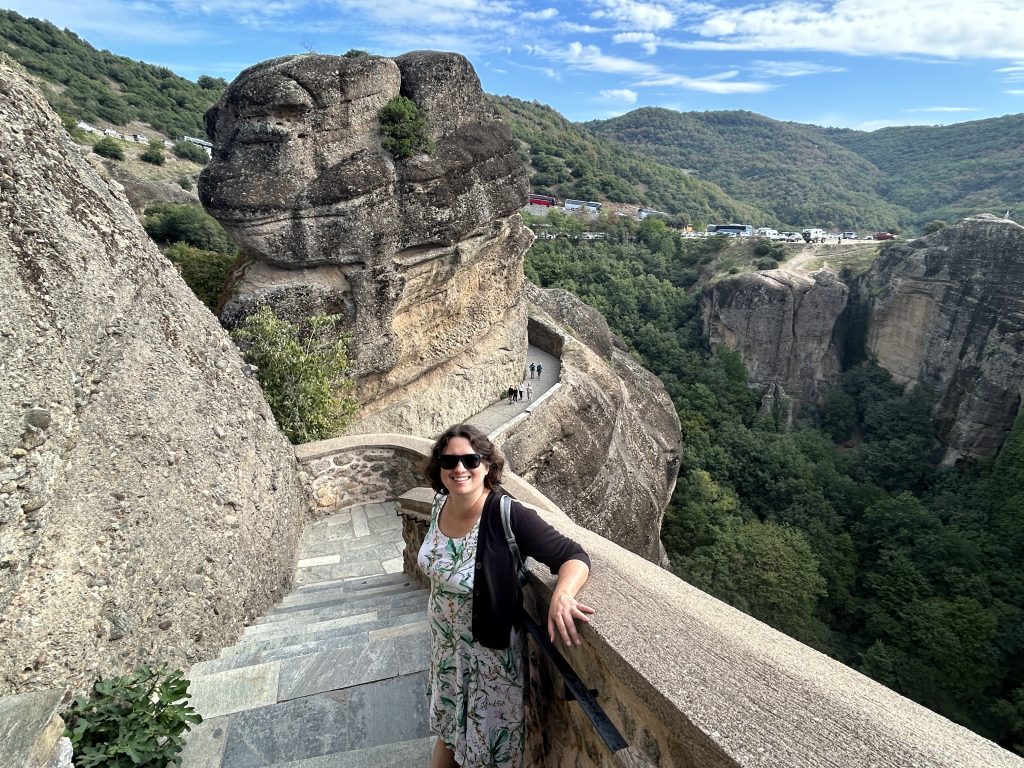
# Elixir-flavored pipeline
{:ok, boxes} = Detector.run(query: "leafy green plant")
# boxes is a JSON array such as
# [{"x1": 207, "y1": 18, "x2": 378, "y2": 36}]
[
  {"x1": 232, "y1": 306, "x2": 359, "y2": 444},
  {"x1": 63, "y1": 665, "x2": 201, "y2": 768},
  {"x1": 171, "y1": 140, "x2": 208, "y2": 164},
  {"x1": 164, "y1": 242, "x2": 237, "y2": 310},
  {"x1": 379, "y1": 95, "x2": 433, "y2": 159},
  {"x1": 140, "y1": 139, "x2": 165, "y2": 165},
  {"x1": 143, "y1": 203, "x2": 236, "y2": 254},
  {"x1": 93, "y1": 136, "x2": 125, "y2": 160},
  {"x1": 177, "y1": 175, "x2": 193, "y2": 190}
]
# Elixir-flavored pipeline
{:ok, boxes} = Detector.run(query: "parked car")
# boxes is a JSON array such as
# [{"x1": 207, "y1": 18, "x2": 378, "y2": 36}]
[
  {"x1": 873, "y1": 232, "x2": 896, "y2": 240},
  {"x1": 841, "y1": 231, "x2": 857, "y2": 239}
]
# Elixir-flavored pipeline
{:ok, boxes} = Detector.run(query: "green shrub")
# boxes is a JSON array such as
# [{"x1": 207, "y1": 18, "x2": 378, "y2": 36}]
[
  {"x1": 172, "y1": 140, "x2": 208, "y2": 164},
  {"x1": 177, "y1": 175, "x2": 193, "y2": 190},
  {"x1": 755, "y1": 257, "x2": 778, "y2": 270},
  {"x1": 379, "y1": 95, "x2": 433, "y2": 159},
  {"x1": 165, "y1": 242, "x2": 236, "y2": 309},
  {"x1": 140, "y1": 140, "x2": 165, "y2": 165},
  {"x1": 232, "y1": 306, "x2": 359, "y2": 444},
  {"x1": 144, "y1": 203, "x2": 235, "y2": 254},
  {"x1": 63, "y1": 665, "x2": 201, "y2": 768},
  {"x1": 93, "y1": 136, "x2": 125, "y2": 160}
]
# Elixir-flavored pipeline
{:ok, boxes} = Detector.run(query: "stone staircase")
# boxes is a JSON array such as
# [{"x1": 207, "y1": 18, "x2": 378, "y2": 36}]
[{"x1": 179, "y1": 501, "x2": 434, "y2": 767}]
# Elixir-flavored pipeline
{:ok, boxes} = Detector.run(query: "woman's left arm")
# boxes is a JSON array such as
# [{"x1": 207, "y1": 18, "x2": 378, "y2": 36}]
[{"x1": 548, "y1": 558, "x2": 595, "y2": 647}]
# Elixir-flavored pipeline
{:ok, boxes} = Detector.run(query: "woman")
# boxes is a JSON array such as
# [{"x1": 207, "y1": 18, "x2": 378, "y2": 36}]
[{"x1": 419, "y1": 424, "x2": 594, "y2": 768}]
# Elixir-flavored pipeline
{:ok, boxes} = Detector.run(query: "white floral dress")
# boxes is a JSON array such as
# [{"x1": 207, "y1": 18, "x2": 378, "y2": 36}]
[{"x1": 417, "y1": 494, "x2": 525, "y2": 768}]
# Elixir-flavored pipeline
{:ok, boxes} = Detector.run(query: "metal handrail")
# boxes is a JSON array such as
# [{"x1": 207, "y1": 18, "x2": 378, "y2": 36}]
[{"x1": 520, "y1": 613, "x2": 628, "y2": 754}]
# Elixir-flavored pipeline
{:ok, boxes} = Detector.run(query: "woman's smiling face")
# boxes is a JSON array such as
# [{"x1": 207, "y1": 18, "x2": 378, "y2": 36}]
[{"x1": 440, "y1": 436, "x2": 489, "y2": 498}]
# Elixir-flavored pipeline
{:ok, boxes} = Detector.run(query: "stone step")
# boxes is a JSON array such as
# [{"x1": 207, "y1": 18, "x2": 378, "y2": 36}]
[
  {"x1": 244, "y1": 589, "x2": 425, "y2": 637},
  {"x1": 184, "y1": 672, "x2": 430, "y2": 768},
  {"x1": 188, "y1": 629, "x2": 430, "y2": 720},
  {"x1": 283, "y1": 571, "x2": 412, "y2": 601},
  {"x1": 261, "y1": 587, "x2": 428, "y2": 626},
  {"x1": 226, "y1": 608, "x2": 427, "y2": 656},
  {"x1": 270, "y1": 579, "x2": 422, "y2": 616}
]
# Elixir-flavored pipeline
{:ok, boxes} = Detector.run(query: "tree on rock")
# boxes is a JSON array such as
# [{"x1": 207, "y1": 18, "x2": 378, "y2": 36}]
[{"x1": 379, "y1": 95, "x2": 434, "y2": 159}]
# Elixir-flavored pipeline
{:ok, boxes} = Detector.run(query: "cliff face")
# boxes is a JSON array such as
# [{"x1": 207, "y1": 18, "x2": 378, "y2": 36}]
[
  {"x1": 199, "y1": 52, "x2": 531, "y2": 437},
  {"x1": 700, "y1": 216, "x2": 1024, "y2": 462},
  {"x1": 0, "y1": 56, "x2": 306, "y2": 694},
  {"x1": 501, "y1": 286, "x2": 683, "y2": 564},
  {"x1": 701, "y1": 269, "x2": 848, "y2": 409},
  {"x1": 862, "y1": 214, "x2": 1024, "y2": 462}
]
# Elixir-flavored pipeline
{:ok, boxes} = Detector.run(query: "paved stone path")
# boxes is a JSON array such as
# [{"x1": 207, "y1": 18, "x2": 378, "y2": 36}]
[
  {"x1": 469, "y1": 343, "x2": 560, "y2": 435},
  {"x1": 180, "y1": 501, "x2": 433, "y2": 767}
]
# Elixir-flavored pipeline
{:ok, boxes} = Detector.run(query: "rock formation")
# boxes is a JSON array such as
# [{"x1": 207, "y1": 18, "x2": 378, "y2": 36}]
[
  {"x1": 499, "y1": 286, "x2": 682, "y2": 564},
  {"x1": 199, "y1": 51, "x2": 531, "y2": 437},
  {"x1": 0, "y1": 55, "x2": 306, "y2": 695},
  {"x1": 701, "y1": 216, "x2": 1024, "y2": 462},
  {"x1": 701, "y1": 268, "x2": 848, "y2": 410},
  {"x1": 861, "y1": 214, "x2": 1024, "y2": 462}
]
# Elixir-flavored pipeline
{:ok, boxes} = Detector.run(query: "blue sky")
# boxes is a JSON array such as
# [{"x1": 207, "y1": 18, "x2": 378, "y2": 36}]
[{"x1": 5, "y1": 0, "x2": 1024, "y2": 130}]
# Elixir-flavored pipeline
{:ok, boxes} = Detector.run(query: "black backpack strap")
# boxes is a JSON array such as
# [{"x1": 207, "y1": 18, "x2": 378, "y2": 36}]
[{"x1": 501, "y1": 494, "x2": 529, "y2": 587}]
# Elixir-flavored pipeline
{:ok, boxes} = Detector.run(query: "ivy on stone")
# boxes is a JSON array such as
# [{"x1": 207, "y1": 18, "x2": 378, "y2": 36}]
[
  {"x1": 379, "y1": 95, "x2": 434, "y2": 159},
  {"x1": 232, "y1": 305, "x2": 358, "y2": 444}
]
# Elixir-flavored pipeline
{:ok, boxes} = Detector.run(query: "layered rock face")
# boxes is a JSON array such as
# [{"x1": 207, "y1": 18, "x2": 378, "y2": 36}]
[
  {"x1": 701, "y1": 269, "x2": 849, "y2": 409},
  {"x1": 862, "y1": 214, "x2": 1024, "y2": 462},
  {"x1": 199, "y1": 52, "x2": 531, "y2": 437},
  {"x1": 0, "y1": 57, "x2": 306, "y2": 694},
  {"x1": 500, "y1": 286, "x2": 682, "y2": 564}
]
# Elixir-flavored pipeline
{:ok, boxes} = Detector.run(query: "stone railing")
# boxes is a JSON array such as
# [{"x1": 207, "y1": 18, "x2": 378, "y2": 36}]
[
  {"x1": 0, "y1": 688, "x2": 73, "y2": 768},
  {"x1": 296, "y1": 435, "x2": 1024, "y2": 768}
]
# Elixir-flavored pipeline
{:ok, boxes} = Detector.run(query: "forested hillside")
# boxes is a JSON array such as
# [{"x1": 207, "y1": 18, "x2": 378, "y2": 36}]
[
  {"x1": 493, "y1": 96, "x2": 763, "y2": 226},
  {"x1": 586, "y1": 107, "x2": 909, "y2": 231},
  {"x1": 0, "y1": 10, "x2": 224, "y2": 137},
  {"x1": 819, "y1": 116, "x2": 1024, "y2": 227},
  {"x1": 525, "y1": 212, "x2": 1024, "y2": 756}
]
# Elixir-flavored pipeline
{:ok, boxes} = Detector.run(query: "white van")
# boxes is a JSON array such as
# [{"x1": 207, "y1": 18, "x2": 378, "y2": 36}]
[{"x1": 801, "y1": 228, "x2": 825, "y2": 243}]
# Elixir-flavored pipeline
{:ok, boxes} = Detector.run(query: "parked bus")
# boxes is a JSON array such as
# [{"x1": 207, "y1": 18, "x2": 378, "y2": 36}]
[
  {"x1": 564, "y1": 199, "x2": 603, "y2": 213},
  {"x1": 706, "y1": 223, "x2": 754, "y2": 237},
  {"x1": 528, "y1": 194, "x2": 557, "y2": 206}
]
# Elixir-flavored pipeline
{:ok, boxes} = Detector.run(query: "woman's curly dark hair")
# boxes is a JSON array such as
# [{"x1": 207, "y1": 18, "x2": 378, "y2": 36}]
[{"x1": 425, "y1": 423, "x2": 505, "y2": 494}]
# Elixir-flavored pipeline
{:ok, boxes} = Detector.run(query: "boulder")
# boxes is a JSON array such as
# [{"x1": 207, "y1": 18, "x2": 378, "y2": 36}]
[
  {"x1": 861, "y1": 214, "x2": 1024, "y2": 462},
  {"x1": 0, "y1": 55, "x2": 306, "y2": 695},
  {"x1": 199, "y1": 51, "x2": 531, "y2": 437}
]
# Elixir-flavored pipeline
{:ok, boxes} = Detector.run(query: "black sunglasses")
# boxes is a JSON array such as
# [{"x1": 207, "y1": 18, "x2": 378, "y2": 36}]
[{"x1": 438, "y1": 453, "x2": 483, "y2": 470}]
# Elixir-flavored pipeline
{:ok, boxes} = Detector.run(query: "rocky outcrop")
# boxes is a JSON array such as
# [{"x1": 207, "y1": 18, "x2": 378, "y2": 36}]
[
  {"x1": 199, "y1": 52, "x2": 531, "y2": 437},
  {"x1": 701, "y1": 268, "x2": 848, "y2": 410},
  {"x1": 499, "y1": 286, "x2": 682, "y2": 564},
  {"x1": 862, "y1": 214, "x2": 1024, "y2": 462},
  {"x1": 0, "y1": 56, "x2": 306, "y2": 695}
]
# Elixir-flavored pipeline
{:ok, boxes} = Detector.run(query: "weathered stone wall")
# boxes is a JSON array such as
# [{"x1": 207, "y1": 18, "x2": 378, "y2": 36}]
[
  {"x1": 501, "y1": 286, "x2": 682, "y2": 564},
  {"x1": 0, "y1": 55, "x2": 306, "y2": 696},
  {"x1": 200, "y1": 51, "x2": 532, "y2": 438}
]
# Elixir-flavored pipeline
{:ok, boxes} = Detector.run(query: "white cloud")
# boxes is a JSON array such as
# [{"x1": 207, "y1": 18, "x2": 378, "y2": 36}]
[
  {"x1": 905, "y1": 106, "x2": 980, "y2": 113},
  {"x1": 612, "y1": 31, "x2": 660, "y2": 53},
  {"x1": 682, "y1": 0, "x2": 1024, "y2": 60},
  {"x1": 1007, "y1": 89, "x2": 1024, "y2": 95},
  {"x1": 560, "y1": 41, "x2": 662, "y2": 76},
  {"x1": 752, "y1": 59, "x2": 846, "y2": 77},
  {"x1": 591, "y1": 0, "x2": 676, "y2": 31},
  {"x1": 555, "y1": 22, "x2": 606, "y2": 34},
  {"x1": 637, "y1": 70, "x2": 773, "y2": 93},
  {"x1": 521, "y1": 7, "x2": 558, "y2": 21},
  {"x1": 599, "y1": 88, "x2": 639, "y2": 103}
]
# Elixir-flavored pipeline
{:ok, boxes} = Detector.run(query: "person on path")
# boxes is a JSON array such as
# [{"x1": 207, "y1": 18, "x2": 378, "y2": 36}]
[
  {"x1": 518, "y1": 383, "x2": 524, "y2": 402},
  {"x1": 419, "y1": 424, "x2": 593, "y2": 768},
  {"x1": 507, "y1": 385, "x2": 515, "y2": 404},
  {"x1": 536, "y1": 362, "x2": 543, "y2": 379},
  {"x1": 529, "y1": 362, "x2": 535, "y2": 379},
  {"x1": 526, "y1": 383, "x2": 533, "y2": 401}
]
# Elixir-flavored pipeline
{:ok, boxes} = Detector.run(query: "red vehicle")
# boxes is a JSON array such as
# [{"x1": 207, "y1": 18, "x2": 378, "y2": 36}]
[
  {"x1": 872, "y1": 232, "x2": 896, "y2": 240},
  {"x1": 528, "y1": 194, "x2": 557, "y2": 206}
]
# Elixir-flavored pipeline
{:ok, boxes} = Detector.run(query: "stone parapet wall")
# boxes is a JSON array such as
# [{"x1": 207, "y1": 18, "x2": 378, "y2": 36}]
[{"x1": 295, "y1": 434, "x2": 1023, "y2": 768}]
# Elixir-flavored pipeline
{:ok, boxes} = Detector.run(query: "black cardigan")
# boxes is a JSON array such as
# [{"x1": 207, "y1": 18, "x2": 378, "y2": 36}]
[{"x1": 470, "y1": 490, "x2": 591, "y2": 649}]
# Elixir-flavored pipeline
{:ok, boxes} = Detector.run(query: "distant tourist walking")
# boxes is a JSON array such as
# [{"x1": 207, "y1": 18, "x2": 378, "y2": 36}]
[
  {"x1": 529, "y1": 362, "x2": 536, "y2": 379},
  {"x1": 507, "y1": 385, "x2": 515, "y2": 404},
  {"x1": 536, "y1": 362, "x2": 543, "y2": 379},
  {"x1": 518, "y1": 383, "x2": 525, "y2": 402},
  {"x1": 526, "y1": 383, "x2": 533, "y2": 401}
]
